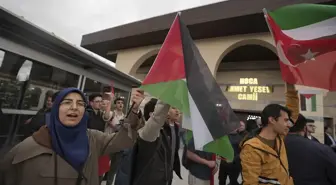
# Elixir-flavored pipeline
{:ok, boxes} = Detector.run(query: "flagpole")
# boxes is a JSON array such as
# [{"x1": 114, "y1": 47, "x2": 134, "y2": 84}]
[{"x1": 262, "y1": 8, "x2": 275, "y2": 40}]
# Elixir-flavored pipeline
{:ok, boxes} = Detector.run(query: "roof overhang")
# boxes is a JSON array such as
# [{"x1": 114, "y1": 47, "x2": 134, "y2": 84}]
[
  {"x1": 0, "y1": 7, "x2": 141, "y2": 87},
  {"x1": 81, "y1": 0, "x2": 334, "y2": 60}
]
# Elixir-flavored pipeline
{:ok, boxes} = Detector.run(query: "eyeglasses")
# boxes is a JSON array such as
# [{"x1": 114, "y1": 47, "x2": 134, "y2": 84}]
[
  {"x1": 60, "y1": 99, "x2": 87, "y2": 109},
  {"x1": 93, "y1": 100, "x2": 102, "y2": 103}
]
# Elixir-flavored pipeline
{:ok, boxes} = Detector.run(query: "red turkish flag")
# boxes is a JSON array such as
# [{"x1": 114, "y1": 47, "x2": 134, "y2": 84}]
[{"x1": 266, "y1": 14, "x2": 336, "y2": 91}]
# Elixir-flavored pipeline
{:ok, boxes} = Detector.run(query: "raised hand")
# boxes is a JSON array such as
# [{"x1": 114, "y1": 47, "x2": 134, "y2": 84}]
[{"x1": 131, "y1": 89, "x2": 145, "y2": 111}]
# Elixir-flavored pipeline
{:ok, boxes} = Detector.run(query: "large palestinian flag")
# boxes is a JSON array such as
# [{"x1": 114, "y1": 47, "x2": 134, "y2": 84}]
[
  {"x1": 264, "y1": 4, "x2": 336, "y2": 90},
  {"x1": 140, "y1": 14, "x2": 240, "y2": 160}
]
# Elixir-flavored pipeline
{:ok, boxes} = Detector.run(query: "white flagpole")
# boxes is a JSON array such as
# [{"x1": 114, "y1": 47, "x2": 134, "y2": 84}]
[{"x1": 262, "y1": 8, "x2": 275, "y2": 40}]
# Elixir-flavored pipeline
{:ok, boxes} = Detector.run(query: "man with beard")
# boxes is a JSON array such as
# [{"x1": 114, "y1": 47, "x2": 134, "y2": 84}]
[
  {"x1": 240, "y1": 82, "x2": 300, "y2": 185},
  {"x1": 240, "y1": 104, "x2": 293, "y2": 185},
  {"x1": 115, "y1": 98, "x2": 182, "y2": 185}
]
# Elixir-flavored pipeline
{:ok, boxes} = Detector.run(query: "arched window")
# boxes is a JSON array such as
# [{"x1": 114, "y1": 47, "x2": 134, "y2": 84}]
[
  {"x1": 217, "y1": 44, "x2": 279, "y2": 72},
  {"x1": 135, "y1": 54, "x2": 157, "y2": 80}
]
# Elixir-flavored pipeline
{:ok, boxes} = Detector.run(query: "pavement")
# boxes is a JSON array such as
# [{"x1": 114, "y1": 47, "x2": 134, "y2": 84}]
[{"x1": 101, "y1": 149, "x2": 242, "y2": 185}]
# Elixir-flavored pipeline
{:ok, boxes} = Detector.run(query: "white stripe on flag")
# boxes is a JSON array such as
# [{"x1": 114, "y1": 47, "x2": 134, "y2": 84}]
[
  {"x1": 181, "y1": 79, "x2": 193, "y2": 131},
  {"x1": 188, "y1": 91, "x2": 213, "y2": 150},
  {"x1": 306, "y1": 96, "x2": 313, "y2": 111},
  {"x1": 182, "y1": 114, "x2": 192, "y2": 131},
  {"x1": 283, "y1": 17, "x2": 336, "y2": 40}
]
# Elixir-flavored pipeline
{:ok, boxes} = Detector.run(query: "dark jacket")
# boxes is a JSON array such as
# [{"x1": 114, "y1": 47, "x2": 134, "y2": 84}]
[
  {"x1": 229, "y1": 133, "x2": 243, "y2": 164},
  {"x1": 87, "y1": 108, "x2": 106, "y2": 132},
  {"x1": 305, "y1": 135, "x2": 320, "y2": 143},
  {"x1": 0, "y1": 106, "x2": 6, "y2": 147},
  {"x1": 311, "y1": 136, "x2": 320, "y2": 143},
  {"x1": 324, "y1": 133, "x2": 334, "y2": 146},
  {"x1": 24, "y1": 108, "x2": 50, "y2": 139},
  {"x1": 324, "y1": 133, "x2": 336, "y2": 153},
  {"x1": 115, "y1": 123, "x2": 182, "y2": 185},
  {"x1": 114, "y1": 148, "x2": 134, "y2": 185},
  {"x1": 285, "y1": 134, "x2": 336, "y2": 185}
]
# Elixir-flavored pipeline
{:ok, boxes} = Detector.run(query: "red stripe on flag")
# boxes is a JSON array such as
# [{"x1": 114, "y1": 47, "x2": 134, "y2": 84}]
[
  {"x1": 302, "y1": 94, "x2": 314, "y2": 99},
  {"x1": 141, "y1": 14, "x2": 186, "y2": 85}
]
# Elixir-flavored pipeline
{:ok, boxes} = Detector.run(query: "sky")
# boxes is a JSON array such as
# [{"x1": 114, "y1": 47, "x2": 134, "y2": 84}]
[{"x1": 0, "y1": 0, "x2": 224, "y2": 45}]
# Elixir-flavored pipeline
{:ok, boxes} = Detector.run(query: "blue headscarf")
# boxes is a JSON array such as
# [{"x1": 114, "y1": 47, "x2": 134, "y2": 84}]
[{"x1": 46, "y1": 87, "x2": 89, "y2": 171}]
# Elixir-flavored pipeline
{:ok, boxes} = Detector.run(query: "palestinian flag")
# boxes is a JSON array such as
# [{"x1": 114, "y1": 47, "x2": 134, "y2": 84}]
[
  {"x1": 264, "y1": 4, "x2": 336, "y2": 90},
  {"x1": 299, "y1": 94, "x2": 317, "y2": 112},
  {"x1": 140, "y1": 14, "x2": 239, "y2": 160}
]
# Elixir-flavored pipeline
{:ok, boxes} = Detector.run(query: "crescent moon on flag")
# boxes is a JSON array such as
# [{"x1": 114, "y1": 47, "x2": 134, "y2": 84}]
[{"x1": 276, "y1": 41, "x2": 299, "y2": 67}]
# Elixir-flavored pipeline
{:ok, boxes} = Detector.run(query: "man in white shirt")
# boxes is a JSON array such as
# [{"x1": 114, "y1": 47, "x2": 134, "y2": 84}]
[{"x1": 105, "y1": 97, "x2": 125, "y2": 134}]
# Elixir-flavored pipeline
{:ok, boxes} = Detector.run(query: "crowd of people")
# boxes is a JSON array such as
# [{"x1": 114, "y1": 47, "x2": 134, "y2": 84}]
[{"x1": 0, "y1": 83, "x2": 336, "y2": 185}]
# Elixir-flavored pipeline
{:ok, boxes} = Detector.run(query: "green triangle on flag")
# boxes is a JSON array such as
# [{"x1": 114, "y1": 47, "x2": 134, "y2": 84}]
[{"x1": 140, "y1": 14, "x2": 240, "y2": 160}]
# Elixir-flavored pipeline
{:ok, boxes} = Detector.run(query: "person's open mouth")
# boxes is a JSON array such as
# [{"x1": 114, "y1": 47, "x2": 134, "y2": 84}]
[{"x1": 67, "y1": 113, "x2": 78, "y2": 119}]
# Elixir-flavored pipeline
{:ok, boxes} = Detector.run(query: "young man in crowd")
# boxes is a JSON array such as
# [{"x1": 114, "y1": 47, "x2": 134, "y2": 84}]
[
  {"x1": 240, "y1": 104, "x2": 293, "y2": 185},
  {"x1": 104, "y1": 97, "x2": 126, "y2": 185},
  {"x1": 86, "y1": 93, "x2": 114, "y2": 182},
  {"x1": 285, "y1": 114, "x2": 336, "y2": 185},
  {"x1": 115, "y1": 98, "x2": 182, "y2": 185},
  {"x1": 305, "y1": 120, "x2": 320, "y2": 143},
  {"x1": 87, "y1": 93, "x2": 113, "y2": 132},
  {"x1": 240, "y1": 82, "x2": 299, "y2": 185},
  {"x1": 105, "y1": 97, "x2": 125, "y2": 133}
]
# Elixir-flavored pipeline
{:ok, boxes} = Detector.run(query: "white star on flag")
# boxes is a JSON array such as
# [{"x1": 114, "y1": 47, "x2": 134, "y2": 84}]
[{"x1": 301, "y1": 49, "x2": 319, "y2": 62}]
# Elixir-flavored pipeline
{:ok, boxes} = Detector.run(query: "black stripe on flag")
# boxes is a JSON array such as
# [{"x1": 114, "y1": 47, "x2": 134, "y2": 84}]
[{"x1": 178, "y1": 16, "x2": 240, "y2": 139}]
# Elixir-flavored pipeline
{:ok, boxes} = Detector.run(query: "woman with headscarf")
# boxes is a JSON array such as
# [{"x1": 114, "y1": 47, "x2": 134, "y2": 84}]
[{"x1": 0, "y1": 88, "x2": 144, "y2": 185}]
